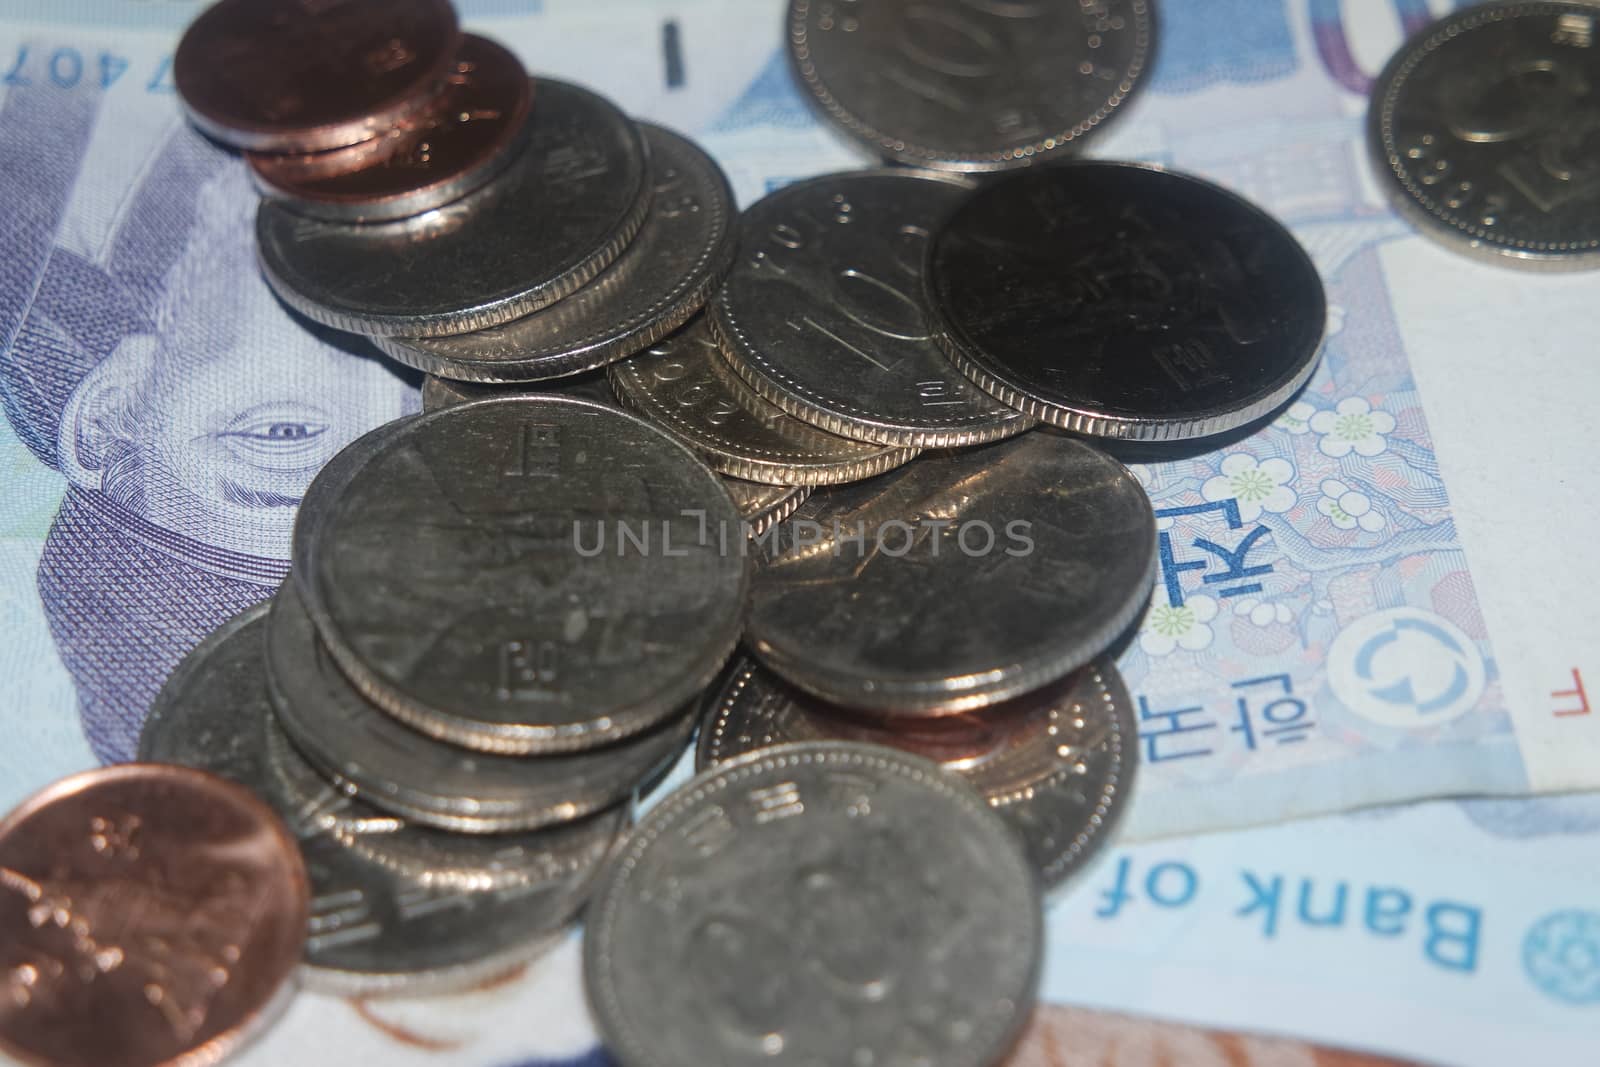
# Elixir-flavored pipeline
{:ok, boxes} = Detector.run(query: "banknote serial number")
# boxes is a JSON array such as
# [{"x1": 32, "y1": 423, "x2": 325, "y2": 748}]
[{"x1": 2, "y1": 45, "x2": 177, "y2": 94}]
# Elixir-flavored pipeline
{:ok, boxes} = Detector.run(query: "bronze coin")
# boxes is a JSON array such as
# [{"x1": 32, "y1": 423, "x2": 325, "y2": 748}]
[
  {"x1": 174, "y1": 0, "x2": 461, "y2": 152},
  {"x1": 248, "y1": 35, "x2": 534, "y2": 223},
  {"x1": 0, "y1": 765, "x2": 309, "y2": 1067}
]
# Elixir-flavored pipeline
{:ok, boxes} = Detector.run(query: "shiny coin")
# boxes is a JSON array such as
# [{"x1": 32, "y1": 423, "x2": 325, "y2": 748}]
[
  {"x1": 710, "y1": 171, "x2": 1030, "y2": 448},
  {"x1": 608, "y1": 317, "x2": 918, "y2": 486},
  {"x1": 422, "y1": 372, "x2": 619, "y2": 411},
  {"x1": 1369, "y1": 2, "x2": 1600, "y2": 270},
  {"x1": 174, "y1": 0, "x2": 460, "y2": 152},
  {"x1": 0, "y1": 764, "x2": 307, "y2": 1067},
  {"x1": 789, "y1": 0, "x2": 1154, "y2": 172},
  {"x1": 585, "y1": 741, "x2": 1042, "y2": 1067},
  {"x1": 293, "y1": 397, "x2": 747, "y2": 755},
  {"x1": 258, "y1": 78, "x2": 651, "y2": 337},
  {"x1": 265, "y1": 584, "x2": 695, "y2": 833},
  {"x1": 725, "y1": 480, "x2": 812, "y2": 538},
  {"x1": 747, "y1": 432, "x2": 1156, "y2": 712},
  {"x1": 247, "y1": 35, "x2": 533, "y2": 224},
  {"x1": 928, "y1": 163, "x2": 1327, "y2": 441},
  {"x1": 697, "y1": 655, "x2": 1135, "y2": 890},
  {"x1": 376, "y1": 124, "x2": 737, "y2": 380}
]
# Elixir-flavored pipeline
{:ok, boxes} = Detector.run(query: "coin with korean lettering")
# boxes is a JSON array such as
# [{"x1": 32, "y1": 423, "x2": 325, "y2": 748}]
[
  {"x1": 292, "y1": 397, "x2": 746, "y2": 755},
  {"x1": 0, "y1": 764, "x2": 307, "y2": 1067},
  {"x1": 585, "y1": 741, "x2": 1042, "y2": 1067},
  {"x1": 746, "y1": 432, "x2": 1156, "y2": 713},
  {"x1": 1369, "y1": 2, "x2": 1600, "y2": 270},
  {"x1": 375, "y1": 123, "x2": 736, "y2": 379},
  {"x1": 258, "y1": 79, "x2": 651, "y2": 337},
  {"x1": 710, "y1": 170, "x2": 1030, "y2": 448},
  {"x1": 175, "y1": 0, "x2": 460, "y2": 152},
  {"x1": 697, "y1": 655, "x2": 1135, "y2": 890},
  {"x1": 789, "y1": 0, "x2": 1153, "y2": 172},
  {"x1": 928, "y1": 163, "x2": 1327, "y2": 440},
  {"x1": 607, "y1": 317, "x2": 919, "y2": 486}
]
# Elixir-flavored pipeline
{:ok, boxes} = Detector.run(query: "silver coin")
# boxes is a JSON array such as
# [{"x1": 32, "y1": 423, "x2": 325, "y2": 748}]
[
  {"x1": 747, "y1": 432, "x2": 1156, "y2": 712},
  {"x1": 710, "y1": 170, "x2": 1030, "y2": 448},
  {"x1": 257, "y1": 78, "x2": 652, "y2": 337},
  {"x1": 584, "y1": 741, "x2": 1042, "y2": 1067},
  {"x1": 789, "y1": 0, "x2": 1154, "y2": 172},
  {"x1": 292, "y1": 397, "x2": 747, "y2": 754},
  {"x1": 1369, "y1": 2, "x2": 1600, "y2": 270},
  {"x1": 374, "y1": 124, "x2": 738, "y2": 379},
  {"x1": 142, "y1": 603, "x2": 623, "y2": 995},
  {"x1": 696, "y1": 655, "x2": 1134, "y2": 890},
  {"x1": 928, "y1": 162, "x2": 1328, "y2": 441},
  {"x1": 724, "y1": 480, "x2": 812, "y2": 538},
  {"x1": 607, "y1": 317, "x2": 919, "y2": 486},
  {"x1": 266, "y1": 582, "x2": 695, "y2": 832}
]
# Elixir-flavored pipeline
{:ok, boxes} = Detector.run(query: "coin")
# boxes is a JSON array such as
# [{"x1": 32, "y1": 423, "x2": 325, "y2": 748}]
[
  {"x1": 697, "y1": 655, "x2": 1135, "y2": 890},
  {"x1": 292, "y1": 397, "x2": 747, "y2": 755},
  {"x1": 246, "y1": 35, "x2": 533, "y2": 224},
  {"x1": 422, "y1": 372, "x2": 619, "y2": 411},
  {"x1": 608, "y1": 317, "x2": 919, "y2": 486},
  {"x1": 375, "y1": 123, "x2": 737, "y2": 380},
  {"x1": 0, "y1": 764, "x2": 307, "y2": 1067},
  {"x1": 724, "y1": 480, "x2": 812, "y2": 538},
  {"x1": 585, "y1": 741, "x2": 1042, "y2": 1067},
  {"x1": 746, "y1": 432, "x2": 1156, "y2": 712},
  {"x1": 788, "y1": 0, "x2": 1154, "y2": 172},
  {"x1": 1369, "y1": 2, "x2": 1600, "y2": 270},
  {"x1": 257, "y1": 78, "x2": 651, "y2": 337},
  {"x1": 265, "y1": 583, "x2": 695, "y2": 833},
  {"x1": 928, "y1": 163, "x2": 1328, "y2": 441},
  {"x1": 710, "y1": 170, "x2": 1030, "y2": 448},
  {"x1": 174, "y1": 0, "x2": 460, "y2": 152}
]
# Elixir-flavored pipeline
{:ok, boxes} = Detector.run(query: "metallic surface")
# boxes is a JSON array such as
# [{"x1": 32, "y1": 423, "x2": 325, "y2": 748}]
[
  {"x1": 1369, "y1": 2, "x2": 1600, "y2": 270},
  {"x1": 746, "y1": 432, "x2": 1157, "y2": 712},
  {"x1": 608, "y1": 317, "x2": 919, "y2": 486},
  {"x1": 265, "y1": 585, "x2": 694, "y2": 833},
  {"x1": 246, "y1": 35, "x2": 533, "y2": 224},
  {"x1": 724, "y1": 481, "x2": 812, "y2": 538},
  {"x1": 174, "y1": 0, "x2": 460, "y2": 152},
  {"x1": 698, "y1": 656, "x2": 1135, "y2": 889},
  {"x1": 710, "y1": 170, "x2": 1030, "y2": 447},
  {"x1": 928, "y1": 163, "x2": 1328, "y2": 441},
  {"x1": 376, "y1": 124, "x2": 737, "y2": 380},
  {"x1": 788, "y1": 0, "x2": 1153, "y2": 172},
  {"x1": 422, "y1": 372, "x2": 619, "y2": 411},
  {"x1": 292, "y1": 398, "x2": 747, "y2": 755},
  {"x1": 584, "y1": 741, "x2": 1042, "y2": 1067},
  {"x1": 0, "y1": 764, "x2": 307, "y2": 1067},
  {"x1": 257, "y1": 79, "x2": 651, "y2": 337}
]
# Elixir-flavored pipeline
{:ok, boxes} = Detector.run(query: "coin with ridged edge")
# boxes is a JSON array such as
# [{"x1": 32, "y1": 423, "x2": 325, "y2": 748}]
[
  {"x1": 928, "y1": 162, "x2": 1327, "y2": 441},
  {"x1": 608, "y1": 317, "x2": 918, "y2": 486},
  {"x1": 711, "y1": 170, "x2": 1030, "y2": 448},
  {"x1": 584, "y1": 741, "x2": 1042, "y2": 1067},
  {"x1": 257, "y1": 78, "x2": 651, "y2": 337},
  {"x1": 375, "y1": 123, "x2": 736, "y2": 380}
]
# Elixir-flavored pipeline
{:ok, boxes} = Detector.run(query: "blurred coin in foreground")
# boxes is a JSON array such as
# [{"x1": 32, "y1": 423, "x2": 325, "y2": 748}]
[{"x1": 422, "y1": 372, "x2": 618, "y2": 411}]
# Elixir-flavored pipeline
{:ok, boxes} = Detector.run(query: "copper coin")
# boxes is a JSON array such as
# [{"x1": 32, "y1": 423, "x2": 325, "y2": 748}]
[
  {"x1": 0, "y1": 765, "x2": 309, "y2": 1067},
  {"x1": 247, "y1": 35, "x2": 533, "y2": 223},
  {"x1": 174, "y1": 0, "x2": 461, "y2": 152}
]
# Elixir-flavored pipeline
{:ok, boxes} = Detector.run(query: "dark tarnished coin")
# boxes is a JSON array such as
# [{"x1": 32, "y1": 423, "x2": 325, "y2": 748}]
[
  {"x1": 292, "y1": 397, "x2": 746, "y2": 755},
  {"x1": 265, "y1": 584, "x2": 694, "y2": 833},
  {"x1": 175, "y1": 0, "x2": 460, "y2": 152},
  {"x1": 140, "y1": 602, "x2": 626, "y2": 994},
  {"x1": 697, "y1": 656, "x2": 1135, "y2": 889},
  {"x1": 928, "y1": 163, "x2": 1327, "y2": 441},
  {"x1": 375, "y1": 124, "x2": 737, "y2": 380},
  {"x1": 258, "y1": 79, "x2": 651, "y2": 337},
  {"x1": 1369, "y1": 2, "x2": 1600, "y2": 270},
  {"x1": 747, "y1": 432, "x2": 1156, "y2": 712},
  {"x1": 789, "y1": 0, "x2": 1154, "y2": 172},
  {"x1": 422, "y1": 372, "x2": 619, "y2": 412},
  {"x1": 0, "y1": 764, "x2": 307, "y2": 1067},
  {"x1": 710, "y1": 170, "x2": 1030, "y2": 448},
  {"x1": 608, "y1": 317, "x2": 919, "y2": 486},
  {"x1": 247, "y1": 35, "x2": 533, "y2": 224},
  {"x1": 585, "y1": 742, "x2": 1042, "y2": 1067}
]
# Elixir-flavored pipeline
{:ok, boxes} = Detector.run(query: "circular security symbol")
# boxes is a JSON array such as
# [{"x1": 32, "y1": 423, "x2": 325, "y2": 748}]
[
  {"x1": 1524, "y1": 910, "x2": 1600, "y2": 1005},
  {"x1": 1328, "y1": 608, "x2": 1486, "y2": 729}
]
